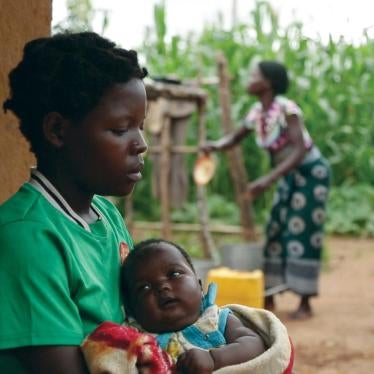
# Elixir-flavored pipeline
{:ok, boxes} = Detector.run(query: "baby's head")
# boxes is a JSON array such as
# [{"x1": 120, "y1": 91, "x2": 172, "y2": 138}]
[{"x1": 121, "y1": 239, "x2": 202, "y2": 334}]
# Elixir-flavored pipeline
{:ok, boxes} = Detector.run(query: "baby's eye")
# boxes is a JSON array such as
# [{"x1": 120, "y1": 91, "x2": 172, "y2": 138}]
[
  {"x1": 169, "y1": 271, "x2": 182, "y2": 278},
  {"x1": 137, "y1": 284, "x2": 151, "y2": 293}
]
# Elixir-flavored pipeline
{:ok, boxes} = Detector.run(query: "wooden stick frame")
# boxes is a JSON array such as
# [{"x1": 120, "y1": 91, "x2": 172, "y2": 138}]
[
  {"x1": 126, "y1": 81, "x2": 215, "y2": 258},
  {"x1": 125, "y1": 70, "x2": 256, "y2": 259}
]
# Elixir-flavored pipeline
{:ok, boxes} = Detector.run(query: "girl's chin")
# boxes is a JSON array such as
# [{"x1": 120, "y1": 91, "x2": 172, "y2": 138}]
[
  {"x1": 107, "y1": 183, "x2": 136, "y2": 198},
  {"x1": 122, "y1": 185, "x2": 136, "y2": 196}
]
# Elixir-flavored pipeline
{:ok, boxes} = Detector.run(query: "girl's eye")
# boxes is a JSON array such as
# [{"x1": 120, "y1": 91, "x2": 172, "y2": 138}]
[{"x1": 111, "y1": 129, "x2": 128, "y2": 136}]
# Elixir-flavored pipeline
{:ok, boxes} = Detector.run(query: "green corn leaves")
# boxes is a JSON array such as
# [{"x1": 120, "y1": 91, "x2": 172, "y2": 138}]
[{"x1": 135, "y1": 1, "x2": 374, "y2": 236}]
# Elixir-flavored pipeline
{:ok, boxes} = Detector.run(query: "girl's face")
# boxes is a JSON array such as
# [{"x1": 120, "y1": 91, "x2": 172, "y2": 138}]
[
  {"x1": 61, "y1": 78, "x2": 147, "y2": 197},
  {"x1": 247, "y1": 65, "x2": 271, "y2": 95},
  {"x1": 127, "y1": 243, "x2": 202, "y2": 333}
]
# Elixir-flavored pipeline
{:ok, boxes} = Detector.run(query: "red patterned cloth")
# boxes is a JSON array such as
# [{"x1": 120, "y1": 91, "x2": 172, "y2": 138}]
[{"x1": 81, "y1": 322, "x2": 174, "y2": 374}]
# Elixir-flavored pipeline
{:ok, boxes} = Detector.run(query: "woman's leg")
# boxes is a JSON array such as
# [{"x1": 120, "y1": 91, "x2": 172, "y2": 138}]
[
  {"x1": 289, "y1": 295, "x2": 313, "y2": 319},
  {"x1": 264, "y1": 295, "x2": 275, "y2": 311},
  {"x1": 263, "y1": 179, "x2": 289, "y2": 311},
  {"x1": 284, "y1": 159, "x2": 331, "y2": 318}
]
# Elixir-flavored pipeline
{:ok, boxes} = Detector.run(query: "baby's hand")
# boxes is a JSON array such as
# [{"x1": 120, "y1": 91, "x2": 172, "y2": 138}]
[{"x1": 176, "y1": 348, "x2": 214, "y2": 374}]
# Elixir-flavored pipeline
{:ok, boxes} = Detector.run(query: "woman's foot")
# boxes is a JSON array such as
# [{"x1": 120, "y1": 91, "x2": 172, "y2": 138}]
[
  {"x1": 288, "y1": 296, "x2": 313, "y2": 320},
  {"x1": 264, "y1": 295, "x2": 275, "y2": 311}
]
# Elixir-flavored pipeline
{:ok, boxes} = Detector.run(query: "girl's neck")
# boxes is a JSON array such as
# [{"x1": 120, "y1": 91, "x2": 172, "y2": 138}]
[
  {"x1": 37, "y1": 160, "x2": 95, "y2": 221},
  {"x1": 259, "y1": 91, "x2": 275, "y2": 111}
]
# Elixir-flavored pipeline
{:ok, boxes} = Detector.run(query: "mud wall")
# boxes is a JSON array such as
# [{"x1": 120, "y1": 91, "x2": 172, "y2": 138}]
[{"x1": 0, "y1": 1, "x2": 51, "y2": 203}]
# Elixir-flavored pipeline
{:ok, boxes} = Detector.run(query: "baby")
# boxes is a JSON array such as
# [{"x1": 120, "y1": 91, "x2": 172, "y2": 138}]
[
  {"x1": 82, "y1": 239, "x2": 294, "y2": 373},
  {"x1": 121, "y1": 239, "x2": 266, "y2": 373}
]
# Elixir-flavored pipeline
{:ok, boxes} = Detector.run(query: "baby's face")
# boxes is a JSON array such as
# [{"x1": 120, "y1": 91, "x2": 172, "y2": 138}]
[{"x1": 127, "y1": 243, "x2": 202, "y2": 333}]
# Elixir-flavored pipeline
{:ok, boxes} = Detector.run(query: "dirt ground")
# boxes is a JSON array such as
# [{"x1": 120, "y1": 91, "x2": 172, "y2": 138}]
[{"x1": 274, "y1": 236, "x2": 374, "y2": 373}]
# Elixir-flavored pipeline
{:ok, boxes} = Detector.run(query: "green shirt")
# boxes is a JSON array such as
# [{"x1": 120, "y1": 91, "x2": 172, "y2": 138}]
[{"x1": 0, "y1": 179, "x2": 133, "y2": 372}]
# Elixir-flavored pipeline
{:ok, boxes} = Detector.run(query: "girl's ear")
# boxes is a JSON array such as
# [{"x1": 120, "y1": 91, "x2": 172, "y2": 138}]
[{"x1": 42, "y1": 112, "x2": 70, "y2": 148}]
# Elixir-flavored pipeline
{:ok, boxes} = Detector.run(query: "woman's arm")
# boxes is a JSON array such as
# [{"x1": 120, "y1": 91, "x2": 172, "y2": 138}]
[
  {"x1": 247, "y1": 114, "x2": 307, "y2": 199},
  {"x1": 201, "y1": 126, "x2": 251, "y2": 153},
  {"x1": 17, "y1": 346, "x2": 88, "y2": 374}
]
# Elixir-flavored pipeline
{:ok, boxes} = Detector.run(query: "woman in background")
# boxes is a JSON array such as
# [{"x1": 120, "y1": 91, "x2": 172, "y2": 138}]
[{"x1": 202, "y1": 61, "x2": 330, "y2": 319}]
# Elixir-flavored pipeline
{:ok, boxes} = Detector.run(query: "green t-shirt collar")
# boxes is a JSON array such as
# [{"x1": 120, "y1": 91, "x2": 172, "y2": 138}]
[{"x1": 29, "y1": 168, "x2": 101, "y2": 232}]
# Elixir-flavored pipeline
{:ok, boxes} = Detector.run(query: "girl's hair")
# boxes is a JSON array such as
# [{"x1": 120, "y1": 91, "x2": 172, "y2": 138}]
[
  {"x1": 121, "y1": 239, "x2": 196, "y2": 315},
  {"x1": 3, "y1": 32, "x2": 147, "y2": 156},
  {"x1": 258, "y1": 61, "x2": 289, "y2": 95}
]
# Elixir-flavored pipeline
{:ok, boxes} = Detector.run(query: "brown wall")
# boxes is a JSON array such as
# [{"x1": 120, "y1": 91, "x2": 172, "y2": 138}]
[{"x1": 0, "y1": 0, "x2": 51, "y2": 203}]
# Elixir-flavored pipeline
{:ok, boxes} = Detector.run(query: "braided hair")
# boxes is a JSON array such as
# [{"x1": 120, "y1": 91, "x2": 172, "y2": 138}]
[{"x1": 3, "y1": 32, "x2": 147, "y2": 156}]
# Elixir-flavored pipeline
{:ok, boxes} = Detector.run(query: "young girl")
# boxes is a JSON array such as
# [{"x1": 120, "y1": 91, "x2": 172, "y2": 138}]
[
  {"x1": 82, "y1": 239, "x2": 295, "y2": 374},
  {"x1": 202, "y1": 61, "x2": 330, "y2": 319},
  {"x1": 0, "y1": 32, "x2": 147, "y2": 373}
]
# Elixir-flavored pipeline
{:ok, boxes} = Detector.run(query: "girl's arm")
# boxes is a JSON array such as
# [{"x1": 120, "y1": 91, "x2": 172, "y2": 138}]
[
  {"x1": 248, "y1": 114, "x2": 307, "y2": 198},
  {"x1": 17, "y1": 346, "x2": 88, "y2": 374},
  {"x1": 201, "y1": 126, "x2": 252, "y2": 153}
]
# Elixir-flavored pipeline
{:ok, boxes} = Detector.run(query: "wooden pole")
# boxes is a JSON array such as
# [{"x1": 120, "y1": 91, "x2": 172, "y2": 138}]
[
  {"x1": 132, "y1": 221, "x2": 243, "y2": 234},
  {"x1": 148, "y1": 145, "x2": 199, "y2": 154},
  {"x1": 196, "y1": 100, "x2": 215, "y2": 259},
  {"x1": 216, "y1": 52, "x2": 256, "y2": 240},
  {"x1": 160, "y1": 116, "x2": 172, "y2": 239}
]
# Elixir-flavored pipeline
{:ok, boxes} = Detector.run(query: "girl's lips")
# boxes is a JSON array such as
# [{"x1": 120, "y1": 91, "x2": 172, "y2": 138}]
[
  {"x1": 127, "y1": 159, "x2": 144, "y2": 182},
  {"x1": 126, "y1": 171, "x2": 142, "y2": 181}
]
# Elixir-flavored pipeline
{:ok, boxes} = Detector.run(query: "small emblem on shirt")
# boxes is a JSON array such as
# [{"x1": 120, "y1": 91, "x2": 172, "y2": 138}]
[{"x1": 119, "y1": 242, "x2": 129, "y2": 264}]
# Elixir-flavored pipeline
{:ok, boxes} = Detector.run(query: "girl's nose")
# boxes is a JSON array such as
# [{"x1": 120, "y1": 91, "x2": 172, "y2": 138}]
[
  {"x1": 131, "y1": 130, "x2": 148, "y2": 154},
  {"x1": 134, "y1": 141, "x2": 147, "y2": 155}
]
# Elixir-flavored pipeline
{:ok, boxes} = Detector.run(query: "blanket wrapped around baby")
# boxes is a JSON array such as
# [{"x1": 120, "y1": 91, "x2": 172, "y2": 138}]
[{"x1": 81, "y1": 305, "x2": 294, "y2": 374}]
